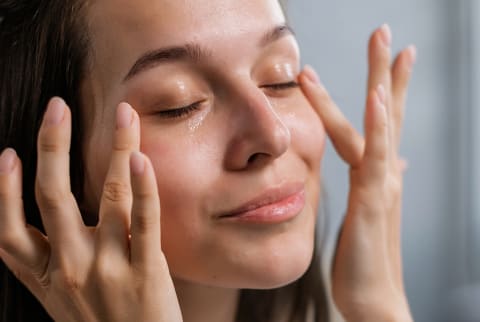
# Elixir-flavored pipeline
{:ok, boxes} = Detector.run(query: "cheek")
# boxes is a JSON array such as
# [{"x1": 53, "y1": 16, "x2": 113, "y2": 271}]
[
  {"x1": 139, "y1": 126, "x2": 228, "y2": 277},
  {"x1": 139, "y1": 125, "x2": 221, "y2": 226},
  {"x1": 140, "y1": 131, "x2": 215, "y2": 204},
  {"x1": 282, "y1": 96, "x2": 326, "y2": 170},
  {"x1": 280, "y1": 95, "x2": 326, "y2": 212}
]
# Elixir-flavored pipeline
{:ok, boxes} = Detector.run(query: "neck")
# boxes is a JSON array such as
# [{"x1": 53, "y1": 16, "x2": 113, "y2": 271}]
[{"x1": 173, "y1": 279, "x2": 240, "y2": 322}]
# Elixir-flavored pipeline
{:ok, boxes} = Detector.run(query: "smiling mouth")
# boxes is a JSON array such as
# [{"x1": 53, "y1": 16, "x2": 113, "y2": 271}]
[{"x1": 218, "y1": 183, "x2": 306, "y2": 224}]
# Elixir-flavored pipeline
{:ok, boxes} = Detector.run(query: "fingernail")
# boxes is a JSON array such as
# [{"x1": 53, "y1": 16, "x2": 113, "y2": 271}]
[
  {"x1": 376, "y1": 84, "x2": 386, "y2": 104},
  {"x1": 407, "y1": 44, "x2": 417, "y2": 66},
  {"x1": 44, "y1": 97, "x2": 66, "y2": 126},
  {"x1": 379, "y1": 24, "x2": 392, "y2": 47},
  {"x1": 117, "y1": 103, "x2": 133, "y2": 129},
  {"x1": 0, "y1": 148, "x2": 17, "y2": 174},
  {"x1": 130, "y1": 151, "x2": 145, "y2": 175},
  {"x1": 303, "y1": 65, "x2": 320, "y2": 84}
]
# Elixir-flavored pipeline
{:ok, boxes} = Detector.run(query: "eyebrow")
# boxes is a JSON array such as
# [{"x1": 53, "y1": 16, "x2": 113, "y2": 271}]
[{"x1": 122, "y1": 24, "x2": 295, "y2": 82}]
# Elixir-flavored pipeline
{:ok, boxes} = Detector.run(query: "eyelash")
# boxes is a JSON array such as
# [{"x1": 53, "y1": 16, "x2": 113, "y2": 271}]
[
  {"x1": 156, "y1": 81, "x2": 298, "y2": 119},
  {"x1": 261, "y1": 81, "x2": 299, "y2": 91},
  {"x1": 156, "y1": 101, "x2": 203, "y2": 119}
]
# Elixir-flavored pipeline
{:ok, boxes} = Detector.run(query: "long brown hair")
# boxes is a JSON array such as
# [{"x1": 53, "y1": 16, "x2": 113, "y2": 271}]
[{"x1": 0, "y1": 1, "x2": 329, "y2": 321}]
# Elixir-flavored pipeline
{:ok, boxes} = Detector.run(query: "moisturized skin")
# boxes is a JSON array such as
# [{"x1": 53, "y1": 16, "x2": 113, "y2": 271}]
[
  {"x1": 82, "y1": 0, "x2": 324, "y2": 289},
  {"x1": 0, "y1": 0, "x2": 416, "y2": 321}
]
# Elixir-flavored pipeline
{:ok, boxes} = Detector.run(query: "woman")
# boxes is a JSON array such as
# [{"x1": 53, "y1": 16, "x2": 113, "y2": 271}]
[{"x1": 0, "y1": 0, "x2": 416, "y2": 321}]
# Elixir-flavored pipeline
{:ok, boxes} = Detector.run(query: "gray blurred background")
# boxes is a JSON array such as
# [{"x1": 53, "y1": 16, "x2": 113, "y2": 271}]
[{"x1": 285, "y1": 1, "x2": 480, "y2": 321}]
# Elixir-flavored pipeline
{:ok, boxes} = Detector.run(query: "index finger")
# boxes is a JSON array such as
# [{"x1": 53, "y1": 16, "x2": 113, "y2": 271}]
[
  {"x1": 96, "y1": 103, "x2": 141, "y2": 257},
  {"x1": 299, "y1": 66, "x2": 364, "y2": 166}
]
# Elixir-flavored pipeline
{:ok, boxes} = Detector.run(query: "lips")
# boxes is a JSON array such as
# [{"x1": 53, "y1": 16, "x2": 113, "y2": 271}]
[{"x1": 218, "y1": 182, "x2": 306, "y2": 223}]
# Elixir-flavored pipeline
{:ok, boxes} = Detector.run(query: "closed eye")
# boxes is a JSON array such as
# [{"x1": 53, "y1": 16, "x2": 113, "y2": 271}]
[
  {"x1": 155, "y1": 101, "x2": 203, "y2": 119},
  {"x1": 261, "y1": 81, "x2": 299, "y2": 91},
  {"x1": 154, "y1": 82, "x2": 298, "y2": 119}
]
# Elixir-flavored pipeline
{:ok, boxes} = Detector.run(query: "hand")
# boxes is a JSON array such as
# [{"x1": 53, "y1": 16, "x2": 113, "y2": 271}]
[
  {"x1": 0, "y1": 98, "x2": 183, "y2": 322},
  {"x1": 299, "y1": 25, "x2": 416, "y2": 322}
]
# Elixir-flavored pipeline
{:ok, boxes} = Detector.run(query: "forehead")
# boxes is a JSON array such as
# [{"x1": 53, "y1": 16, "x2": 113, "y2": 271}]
[
  {"x1": 87, "y1": 0, "x2": 286, "y2": 49},
  {"x1": 88, "y1": 0, "x2": 285, "y2": 34},
  {"x1": 85, "y1": 0, "x2": 287, "y2": 89}
]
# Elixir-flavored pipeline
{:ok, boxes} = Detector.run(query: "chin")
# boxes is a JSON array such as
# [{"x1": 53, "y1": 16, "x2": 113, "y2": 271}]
[
  {"x1": 211, "y1": 226, "x2": 317, "y2": 290},
  {"x1": 239, "y1": 235, "x2": 315, "y2": 290},
  {"x1": 167, "y1": 228, "x2": 316, "y2": 290},
  {"x1": 165, "y1": 202, "x2": 318, "y2": 290},
  {"x1": 236, "y1": 207, "x2": 317, "y2": 289}
]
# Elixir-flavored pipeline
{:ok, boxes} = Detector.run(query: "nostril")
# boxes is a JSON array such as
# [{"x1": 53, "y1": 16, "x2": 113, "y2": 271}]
[{"x1": 247, "y1": 153, "x2": 261, "y2": 164}]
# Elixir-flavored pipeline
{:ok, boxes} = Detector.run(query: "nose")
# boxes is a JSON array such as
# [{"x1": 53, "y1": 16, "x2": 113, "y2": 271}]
[{"x1": 223, "y1": 83, "x2": 291, "y2": 170}]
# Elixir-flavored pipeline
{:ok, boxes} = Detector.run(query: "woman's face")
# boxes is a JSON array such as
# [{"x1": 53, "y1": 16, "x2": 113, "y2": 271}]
[{"x1": 81, "y1": 0, "x2": 325, "y2": 289}]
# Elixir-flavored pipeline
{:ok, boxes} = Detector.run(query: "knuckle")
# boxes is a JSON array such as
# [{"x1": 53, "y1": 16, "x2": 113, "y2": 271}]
[
  {"x1": 38, "y1": 137, "x2": 66, "y2": 153},
  {"x1": 53, "y1": 271, "x2": 83, "y2": 293},
  {"x1": 96, "y1": 260, "x2": 124, "y2": 284},
  {"x1": 132, "y1": 188, "x2": 153, "y2": 201},
  {"x1": 132, "y1": 212, "x2": 156, "y2": 235},
  {"x1": 113, "y1": 132, "x2": 134, "y2": 152},
  {"x1": 113, "y1": 140, "x2": 131, "y2": 152},
  {"x1": 102, "y1": 180, "x2": 130, "y2": 203},
  {"x1": 35, "y1": 185, "x2": 70, "y2": 209}
]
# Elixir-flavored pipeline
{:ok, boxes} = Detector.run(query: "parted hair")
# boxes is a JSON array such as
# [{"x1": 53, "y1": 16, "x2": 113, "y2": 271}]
[{"x1": 0, "y1": 1, "x2": 329, "y2": 321}]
